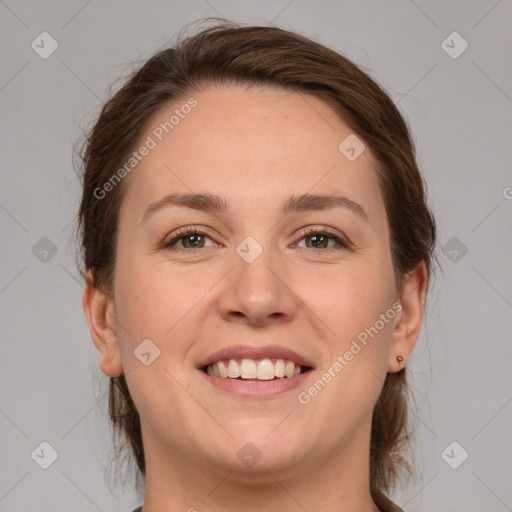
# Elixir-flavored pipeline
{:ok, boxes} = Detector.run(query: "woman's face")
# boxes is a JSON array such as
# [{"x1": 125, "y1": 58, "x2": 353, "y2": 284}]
[{"x1": 90, "y1": 85, "x2": 417, "y2": 477}]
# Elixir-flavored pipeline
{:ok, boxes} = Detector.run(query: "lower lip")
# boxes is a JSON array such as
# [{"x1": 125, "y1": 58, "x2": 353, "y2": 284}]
[{"x1": 200, "y1": 369, "x2": 313, "y2": 398}]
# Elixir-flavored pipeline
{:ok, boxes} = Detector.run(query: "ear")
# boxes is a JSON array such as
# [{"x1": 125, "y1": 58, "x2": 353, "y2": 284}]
[
  {"x1": 388, "y1": 261, "x2": 428, "y2": 372},
  {"x1": 82, "y1": 269, "x2": 123, "y2": 377}
]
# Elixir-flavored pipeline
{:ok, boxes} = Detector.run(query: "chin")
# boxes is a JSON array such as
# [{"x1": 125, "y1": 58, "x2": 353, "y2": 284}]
[{"x1": 207, "y1": 428, "x2": 309, "y2": 475}]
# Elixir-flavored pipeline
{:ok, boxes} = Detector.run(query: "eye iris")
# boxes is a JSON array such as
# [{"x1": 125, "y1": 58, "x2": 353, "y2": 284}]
[
  {"x1": 184, "y1": 234, "x2": 204, "y2": 248},
  {"x1": 307, "y1": 233, "x2": 328, "y2": 248}
]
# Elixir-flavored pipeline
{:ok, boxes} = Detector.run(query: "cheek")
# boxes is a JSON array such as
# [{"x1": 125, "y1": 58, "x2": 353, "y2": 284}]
[
  {"x1": 307, "y1": 257, "x2": 395, "y2": 382},
  {"x1": 315, "y1": 257, "x2": 396, "y2": 338},
  {"x1": 298, "y1": 269, "x2": 395, "y2": 440},
  {"x1": 112, "y1": 264, "x2": 199, "y2": 417},
  {"x1": 113, "y1": 256, "x2": 215, "y2": 361}
]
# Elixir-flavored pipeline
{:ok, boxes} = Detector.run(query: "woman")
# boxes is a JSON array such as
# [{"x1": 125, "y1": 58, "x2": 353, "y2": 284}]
[{"x1": 78, "y1": 20, "x2": 436, "y2": 512}]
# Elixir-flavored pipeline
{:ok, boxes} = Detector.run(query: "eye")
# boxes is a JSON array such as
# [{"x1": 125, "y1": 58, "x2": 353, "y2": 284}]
[
  {"x1": 162, "y1": 227, "x2": 218, "y2": 250},
  {"x1": 296, "y1": 228, "x2": 350, "y2": 250},
  {"x1": 161, "y1": 226, "x2": 351, "y2": 251}
]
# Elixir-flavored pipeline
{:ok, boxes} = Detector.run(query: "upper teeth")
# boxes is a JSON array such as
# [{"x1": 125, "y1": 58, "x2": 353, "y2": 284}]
[{"x1": 206, "y1": 358, "x2": 302, "y2": 380}]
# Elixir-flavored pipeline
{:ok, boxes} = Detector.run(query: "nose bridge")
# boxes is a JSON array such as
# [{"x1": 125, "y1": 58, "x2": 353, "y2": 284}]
[
  {"x1": 235, "y1": 235, "x2": 284, "y2": 303},
  {"x1": 218, "y1": 233, "x2": 297, "y2": 325}
]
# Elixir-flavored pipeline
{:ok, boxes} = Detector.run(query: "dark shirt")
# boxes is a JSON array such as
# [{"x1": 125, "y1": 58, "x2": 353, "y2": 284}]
[{"x1": 130, "y1": 497, "x2": 405, "y2": 512}]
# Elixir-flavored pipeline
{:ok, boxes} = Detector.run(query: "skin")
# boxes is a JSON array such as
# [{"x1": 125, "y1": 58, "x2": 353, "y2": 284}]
[{"x1": 83, "y1": 84, "x2": 427, "y2": 512}]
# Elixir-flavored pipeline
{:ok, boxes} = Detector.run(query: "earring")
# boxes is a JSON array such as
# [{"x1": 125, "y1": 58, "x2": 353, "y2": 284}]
[{"x1": 396, "y1": 355, "x2": 404, "y2": 369}]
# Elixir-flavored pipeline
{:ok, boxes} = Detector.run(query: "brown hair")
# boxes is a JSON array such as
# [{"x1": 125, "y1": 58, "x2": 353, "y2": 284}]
[{"x1": 77, "y1": 19, "x2": 436, "y2": 501}]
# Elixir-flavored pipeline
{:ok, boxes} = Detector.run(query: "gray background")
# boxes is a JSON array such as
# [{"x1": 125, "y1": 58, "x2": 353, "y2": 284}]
[{"x1": 1, "y1": 1, "x2": 511, "y2": 511}]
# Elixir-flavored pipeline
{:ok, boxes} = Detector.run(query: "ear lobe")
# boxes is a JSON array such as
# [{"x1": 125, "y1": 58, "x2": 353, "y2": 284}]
[
  {"x1": 82, "y1": 270, "x2": 123, "y2": 377},
  {"x1": 388, "y1": 261, "x2": 428, "y2": 373}
]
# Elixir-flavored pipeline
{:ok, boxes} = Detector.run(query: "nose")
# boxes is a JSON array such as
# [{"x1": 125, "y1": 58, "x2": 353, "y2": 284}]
[{"x1": 217, "y1": 248, "x2": 298, "y2": 327}]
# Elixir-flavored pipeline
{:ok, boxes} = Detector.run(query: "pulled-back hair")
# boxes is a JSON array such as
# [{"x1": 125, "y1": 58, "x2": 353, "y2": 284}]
[{"x1": 77, "y1": 19, "x2": 436, "y2": 504}]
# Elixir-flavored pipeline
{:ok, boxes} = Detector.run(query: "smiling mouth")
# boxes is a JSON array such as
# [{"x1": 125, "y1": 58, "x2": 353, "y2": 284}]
[{"x1": 203, "y1": 358, "x2": 313, "y2": 381}]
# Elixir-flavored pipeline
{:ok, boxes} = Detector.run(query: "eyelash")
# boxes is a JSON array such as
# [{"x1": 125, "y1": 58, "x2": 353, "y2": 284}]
[{"x1": 162, "y1": 226, "x2": 351, "y2": 251}]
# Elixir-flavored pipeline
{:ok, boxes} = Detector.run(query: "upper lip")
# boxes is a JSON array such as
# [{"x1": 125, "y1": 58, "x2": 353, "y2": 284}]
[{"x1": 197, "y1": 345, "x2": 315, "y2": 369}]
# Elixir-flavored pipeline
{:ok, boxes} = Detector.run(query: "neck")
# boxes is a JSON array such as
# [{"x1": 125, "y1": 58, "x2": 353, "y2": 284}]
[{"x1": 140, "y1": 421, "x2": 381, "y2": 512}]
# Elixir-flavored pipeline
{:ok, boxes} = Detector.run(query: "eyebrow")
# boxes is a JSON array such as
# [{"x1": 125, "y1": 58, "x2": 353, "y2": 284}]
[{"x1": 141, "y1": 192, "x2": 369, "y2": 224}]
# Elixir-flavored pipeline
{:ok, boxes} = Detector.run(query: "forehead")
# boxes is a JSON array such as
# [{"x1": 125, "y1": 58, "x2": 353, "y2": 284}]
[{"x1": 121, "y1": 84, "x2": 385, "y2": 224}]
